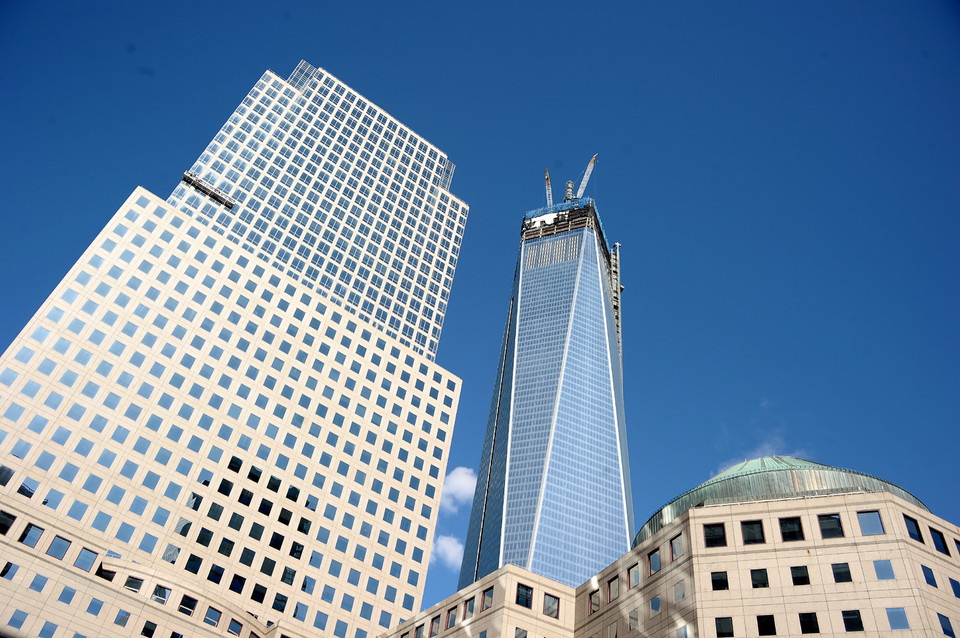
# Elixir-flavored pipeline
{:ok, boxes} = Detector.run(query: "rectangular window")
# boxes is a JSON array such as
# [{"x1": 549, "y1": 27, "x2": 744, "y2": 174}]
[
  {"x1": 178, "y1": 595, "x2": 198, "y2": 616},
  {"x1": 857, "y1": 510, "x2": 884, "y2": 535},
  {"x1": 74, "y1": 548, "x2": 97, "y2": 571},
  {"x1": 938, "y1": 613, "x2": 955, "y2": 637},
  {"x1": 711, "y1": 571, "x2": 729, "y2": 591},
  {"x1": 204, "y1": 607, "x2": 222, "y2": 627},
  {"x1": 704, "y1": 523, "x2": 726, "y2": 547},
  {"x1": 950, "y1": 577, "x2": 960, "y2": 598},
  {"x1": 114, "y1": 610, "x2": 131, "y2": 627},
  {"x1": 589, "y1": 590, "x2": 601, "y2": 614},
  {"x1": 857, "y1": 510, "x2": 886, "y2": 536},
  {"x1": 445, "y1": 607, "x2": 457, "y2": 629},
  {"x1": 716, "y1": 617, "x2": 734, "y2": 638},
  {"x1": 832, "y1": 563, "x2": 852, "y2": 583},
  {"x1": 791, "y1": 565, "x2": 810, "y2": 586},
  {"x1": 886, "y1": 607, "x2": 909, "y2": 630},
  {"x1": 544, "y1": 593, "x2": 559, "y2": 619},
  {"x1": 842, "y1": 610, "x2": 864, "y2": 632},
  {"x1": 462, "y1": 597, "x2": 474, "y2": 620},
  {"x1": 123, "y1": 576, "x2": 143, "y2": 593},
  {"x1": 818, "y1": 513, "x2": 844, "y2": 538},
  {"x1": 922, "y1": 565, "x2": 937, "y2": 587},
  {"x1": 757, "y1": 615, "x2": 776, "y2": 636},
  {"x1": 648, "y1": 549, "x2": 661, "y2": 575},
  {"x1": 628, "y1": 563, "x2": 640, "y2": 588},
  {"x1": 1, "y1": 562, "x2": 17, "y2": 580},
  {"x1": 628, "y1": 609, "x2": 640, "y2": 630},
  {"x1": 874, "y1": 559, "x2": 895, "y2": 580},
  {"x1": 0, "y1": 510, "x2": 16, "y2": 535},
  {"x1": 151, "y1": 585, "x2": 171, "y2": 604},
  {"x1": 46, "y1": 536, "x2": 71, "y2": 559},
  {"x1": 515, "y1": 629, "x2": 527, "y2": 638},
  {"x1": 19, "y1": 523, "x2": 44, "y2": 547},
  {"x1": 741, "y1": 520, "x2": 765, "y2": 544},
  {"x1": 57, "y1": 586, "x2": 76, "y2": 604},
  {"x1": 780, "y1": 517, "x2": 805, "y2": 541},
  {"x1": 607, "y1": 577, "x2": 619, "y2": 602},
  {"x1": 751, "y1": 568, "x2": 769, "y2": 588},
  {"x1": 516, "y1": 583, "x2": 533, "y2": 608},
  {"x1": 429, "y1": 615, "x2": 440, "y2": 637},
  {"x1": 799, "y1": 612, "x2": 820, "y2": 634},
  {"x1": 650, "y1": 596, "x2": 661, "y2": 617},
  {"x1": 930, "y1": 528, "x2": 951, "y2": 555},
  {"x1": 674, "y1": 580, "x2": 685, "y2": 602},
  {"x1": 670, "y1": 534, "x2": 684, "y2": 559},
  {"x1": 481, "y1": 586, "x2": 493, "y2": 611},
  {"x1": 903, "y1": 515, "x2": 923, "y2": 542}
]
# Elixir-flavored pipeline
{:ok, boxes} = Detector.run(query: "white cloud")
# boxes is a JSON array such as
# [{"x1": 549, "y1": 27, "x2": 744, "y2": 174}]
[
  {"x1": 714, "y1": 429, "x2": 809, "y2": 476},
  {"x1": 431, "y1": 535, "x2": 464, "y2": 570},
  {"x1": 440, "y1": 466, "x2": 477, "y2": 514}
]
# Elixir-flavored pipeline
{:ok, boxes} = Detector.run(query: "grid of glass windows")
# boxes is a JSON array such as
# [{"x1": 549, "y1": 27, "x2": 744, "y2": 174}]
[
  {"x1": 166, "y1": 62, "x2": 468, "y2": 360},
  {"x1": 0, "y1": 185, "x2": 462, "y2": 637}
]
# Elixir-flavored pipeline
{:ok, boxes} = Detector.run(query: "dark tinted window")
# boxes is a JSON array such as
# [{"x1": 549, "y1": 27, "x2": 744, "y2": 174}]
[
  {"x1": 711, "y1": 572, "x2": 729, "y2": 591},
  {"x1": 842, "y1": 610, "x2": 864, "y2": 632},
  {"x1": 903, "y1": 515, "x2": 923, "y2": 542},
  {"x1": 832, "y1": 563, "x2": 852, "y2": 583},
  {"x1": 757, "y1": 615, "x2": 776, "y2": 636},
  {"x1": 791, "y1": 566, "x2": 810, "y2": 586},
  {"x1": 751, "y1": 569, "x2": 769, "y2": 588},
  {"x1": 818, "y1": 514, "x2": 844, "y2": 539},
  {"x1": 704, "y1": 523, "x2": 726, "y2": 548},
  {"x1": 742, "y1": 520, "x2": 765, "y2": 545},
  {"x1": 799, "y1": 613, "x2": 820, "y2": 634},
  {"x1": 780, "y1": 517, "x2": 805, "y2": 542},
  {"x1": 716, "y1": 617, "x2": 734, "y2": 638}
]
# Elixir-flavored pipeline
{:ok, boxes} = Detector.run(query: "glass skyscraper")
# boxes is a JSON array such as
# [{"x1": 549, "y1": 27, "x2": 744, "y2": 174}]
[
  {"x1": 459, "y1": 192, "x2": 634, "y2": 589},
  {"x1": 0, "y1": 61, "x2": 467, "y2": 638}
]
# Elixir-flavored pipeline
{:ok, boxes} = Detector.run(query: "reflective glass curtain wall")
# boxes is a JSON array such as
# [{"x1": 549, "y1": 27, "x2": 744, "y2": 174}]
[{"x1": 460, "y1": 198, "x2": 633, "y2": 589}]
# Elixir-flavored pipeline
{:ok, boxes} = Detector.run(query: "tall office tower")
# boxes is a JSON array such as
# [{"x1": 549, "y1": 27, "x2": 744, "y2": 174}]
[
  {"x1": 0, "y1": 60, "x2": 467, "y2": 638},
  {"x1": 459, "y1": 179, "x2": 633, "y2": 589}
]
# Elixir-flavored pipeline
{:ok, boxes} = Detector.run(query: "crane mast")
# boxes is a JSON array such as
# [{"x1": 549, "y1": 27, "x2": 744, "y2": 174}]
[{"x1": 576, "y1": 153, "x2": 597, "y2": 198}]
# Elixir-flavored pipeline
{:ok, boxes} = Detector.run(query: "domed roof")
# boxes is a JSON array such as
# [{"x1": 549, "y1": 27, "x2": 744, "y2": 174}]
[{"x1": 632, "y1": 456, "x2": 926, "y2": 547}]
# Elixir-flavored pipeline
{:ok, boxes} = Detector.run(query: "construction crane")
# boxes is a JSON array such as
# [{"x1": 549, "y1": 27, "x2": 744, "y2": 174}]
[
  {"x1": 576, "y1": 154, "x2": 597, "y2": 199},
  {"x1": 545, "y1": 169, "x2": 554, "y2": 207}
]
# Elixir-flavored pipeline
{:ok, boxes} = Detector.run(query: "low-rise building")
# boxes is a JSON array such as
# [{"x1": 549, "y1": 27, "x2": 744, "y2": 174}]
[{"x1": 386, "y1": 456, "x2": 960, "y2": 638}]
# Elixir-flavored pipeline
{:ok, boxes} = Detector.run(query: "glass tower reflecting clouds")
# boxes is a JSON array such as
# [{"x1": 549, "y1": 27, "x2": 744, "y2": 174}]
[{"x1": 459, "y1": 195, "x2": 633, "y2": 589}]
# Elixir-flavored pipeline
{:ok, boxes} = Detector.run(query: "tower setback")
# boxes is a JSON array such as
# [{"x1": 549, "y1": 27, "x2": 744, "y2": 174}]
[{"x1": 0, "y1": 60, "x2": 467, "y2": 638}]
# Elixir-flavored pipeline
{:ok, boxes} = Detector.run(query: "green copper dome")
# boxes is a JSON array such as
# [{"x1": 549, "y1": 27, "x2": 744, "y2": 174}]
[{"x1": 632, "y1": 456, "x2": 926, "y2": 547}]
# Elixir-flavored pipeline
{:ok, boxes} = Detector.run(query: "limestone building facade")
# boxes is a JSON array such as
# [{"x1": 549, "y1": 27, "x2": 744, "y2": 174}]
[
  {"x1": 0, "y1": 59, "x2": 467, "y2": 638},
  {"x1": 389, "y1": 457, "x2": 960, "y2": 638}
]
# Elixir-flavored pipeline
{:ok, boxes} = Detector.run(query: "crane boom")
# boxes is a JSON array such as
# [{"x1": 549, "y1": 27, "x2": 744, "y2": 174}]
[
  {"x1": 545, "y1": 169, "x2": 553, "y2": 207},
  {"x1": 576, "y1": 154, "x2": 597, "y2": 198}
]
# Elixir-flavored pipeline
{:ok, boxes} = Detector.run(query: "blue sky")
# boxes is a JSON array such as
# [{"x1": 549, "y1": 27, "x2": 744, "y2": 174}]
[{"x1": 1, "y1": 0, "x2": 958, "y2": 611}]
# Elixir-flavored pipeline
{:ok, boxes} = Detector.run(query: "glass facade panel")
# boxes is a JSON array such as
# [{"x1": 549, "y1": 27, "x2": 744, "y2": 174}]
[{"x1": 461, "y1": 204, "x2": 632, "y2": 588}]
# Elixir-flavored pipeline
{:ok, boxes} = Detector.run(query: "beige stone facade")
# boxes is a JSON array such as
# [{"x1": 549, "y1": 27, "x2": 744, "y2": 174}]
[
  {"x1": 0, "y1": 187, "x2": 460, "y2": 638},
  {"x1": 381, "y1": 565, "x2": 575, "y2": 638},
  {"x1": 389, "y1": 490, "x2": 960, "y2": 638}
]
